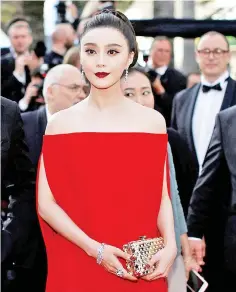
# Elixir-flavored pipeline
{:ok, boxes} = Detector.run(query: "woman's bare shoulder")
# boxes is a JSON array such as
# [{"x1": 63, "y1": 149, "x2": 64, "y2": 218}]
[
  {"x1": 130, "y1": 101, "x2": 167, "y2": 134},
  {"x1": 45, "y1": 103, "x2": 84, "y2": 135}
]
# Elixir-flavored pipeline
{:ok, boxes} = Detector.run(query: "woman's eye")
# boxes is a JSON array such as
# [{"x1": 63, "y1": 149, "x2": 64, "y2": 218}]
[
  {"x1": 108, "y1": 50, "x2": 119, "y2": 55},
  {"x1": 85, "y1": 49, "x2": 96, "y2": 55},
  {"x1": 143, "y1": 91, "x2": 151, "y2": 96},
  {"x1": 124, "y1": 92, "x2": 134, "y2": 98}
]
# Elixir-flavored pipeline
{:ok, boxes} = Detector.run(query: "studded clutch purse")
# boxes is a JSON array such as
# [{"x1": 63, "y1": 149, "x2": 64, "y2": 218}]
[{"x1": 123, "y1": 236, "x2": 165, "y2": 278}]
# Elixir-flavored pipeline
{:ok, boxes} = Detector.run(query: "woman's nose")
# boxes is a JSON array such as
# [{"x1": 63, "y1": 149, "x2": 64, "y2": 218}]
[{"x1": 97, "y1": 53, "x2": 105, "y2": 68}]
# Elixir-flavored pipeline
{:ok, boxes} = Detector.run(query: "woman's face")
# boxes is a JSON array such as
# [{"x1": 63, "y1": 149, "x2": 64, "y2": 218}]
[
  {"x1": 80, "y1": 27, "x2": 133, "y2": 89},
  {"x1": 121, "y1": 71, "x2": 155, "y2": 109}
]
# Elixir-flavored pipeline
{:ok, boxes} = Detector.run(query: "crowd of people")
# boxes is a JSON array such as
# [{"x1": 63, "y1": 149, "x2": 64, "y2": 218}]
[{"x1": 1, "y1": 5, "x2": 236, "y2": 292}]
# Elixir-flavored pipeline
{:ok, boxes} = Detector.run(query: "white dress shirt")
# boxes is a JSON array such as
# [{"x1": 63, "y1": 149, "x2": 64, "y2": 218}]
[
  {"x1": 147, "y1": 60, "x2": 168, "y2": 76},
  {"x1": 45, "y1": 105, "x2": 51, "y2": 121},
  {"x1": 192, "y1": 71, "x2": 229, "y2": 175}
]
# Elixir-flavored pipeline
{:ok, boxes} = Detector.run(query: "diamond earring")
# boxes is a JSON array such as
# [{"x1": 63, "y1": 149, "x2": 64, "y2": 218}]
[{"x1": 125, "y1": 68, "x2": 128, "y2": 81}]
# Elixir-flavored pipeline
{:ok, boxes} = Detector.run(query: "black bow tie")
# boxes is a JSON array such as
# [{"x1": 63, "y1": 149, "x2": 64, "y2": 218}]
[{"x1": 202, "y1": 83, "x2": 222, "y2": 93}]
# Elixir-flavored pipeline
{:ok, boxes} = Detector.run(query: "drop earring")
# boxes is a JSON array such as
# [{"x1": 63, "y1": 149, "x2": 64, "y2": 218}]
[
  {"x1": 125, "y1": 68, "x2": 128, "y2": 81},
  {"x1": 81, "y1": 70, "x2": 85, "y2": 80}
]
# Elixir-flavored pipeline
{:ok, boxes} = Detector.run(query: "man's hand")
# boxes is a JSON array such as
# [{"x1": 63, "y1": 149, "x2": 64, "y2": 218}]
[
  {"x1": 152, "y1": 78, "x2": 165, "y2": 95},
  {"x1": 189, "y1": 238, "x2": 206, "y2": 266}
]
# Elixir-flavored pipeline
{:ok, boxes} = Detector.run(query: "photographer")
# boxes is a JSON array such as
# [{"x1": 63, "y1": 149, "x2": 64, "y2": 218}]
[{"x1": 19, "y1": 66, "x2": 47, "y2": 112}]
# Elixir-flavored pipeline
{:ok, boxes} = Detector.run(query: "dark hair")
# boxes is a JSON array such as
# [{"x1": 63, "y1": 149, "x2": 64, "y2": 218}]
[
  {"x1": 121, "y1": 65, "x2": 150, "y2": 81},
  {"x1": 33, "y1": 41, "x2": 47, "y2": 58},
  {"x1": 81, "y1": 10, "x2": 138, "y2": 67}
]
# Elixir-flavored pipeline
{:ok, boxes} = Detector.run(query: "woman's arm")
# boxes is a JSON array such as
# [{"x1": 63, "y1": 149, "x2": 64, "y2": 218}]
[
  {"x1": 143, "y1": 160, "x2": 177, "y2": 281},
  {"x1": 157, "y1": 161, "x2": 177, "y2": 249},
  {"x1": 38, "y1": 155, "x2": 98, "y2": 256}
]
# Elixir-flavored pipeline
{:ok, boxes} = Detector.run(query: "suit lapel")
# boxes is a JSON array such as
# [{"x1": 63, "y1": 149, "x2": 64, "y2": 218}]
[
  {"x1": 185, "y1": 84, "x2": 201, "y2": 165},
  {"x1": 36, "y1": 106, "x2": 47, "y2": 156},
  {"x1": 220, "y1": 77, "x2": 236, "y2": 110}
]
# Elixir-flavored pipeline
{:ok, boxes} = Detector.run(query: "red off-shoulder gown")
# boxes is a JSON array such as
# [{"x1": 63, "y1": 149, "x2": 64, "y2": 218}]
[{"x1": 37, "y1": 132, "x2": 168, "y2": 292}]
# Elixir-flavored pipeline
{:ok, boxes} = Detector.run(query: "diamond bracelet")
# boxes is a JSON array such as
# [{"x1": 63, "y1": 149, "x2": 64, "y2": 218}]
[{"x1": 96, "y1": 243, "x2": 106, "y2": 265}]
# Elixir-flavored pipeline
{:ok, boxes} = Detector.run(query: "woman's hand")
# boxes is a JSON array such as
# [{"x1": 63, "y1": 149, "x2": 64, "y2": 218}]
[
  {"x1": 91, "y1": 242, "x2": 138, "y2": 282},
  {"x1": 184, "y1": 256, "x2": 201, "y2": 280},
  {"x1": 142, "y1": 245, "x2": 177, "y2": 281}
]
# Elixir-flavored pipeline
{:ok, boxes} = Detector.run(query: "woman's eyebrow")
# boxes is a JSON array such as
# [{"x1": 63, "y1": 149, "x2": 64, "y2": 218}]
[
  {"x1": 124, "y1": 88, "x2": 135, "y2": 90},
  {"x1": 141, "y1": 87, "x2": 151, "y2": 90},
  {"x1": 84, "y1": 43, "x2": 122, "y2": 48}
]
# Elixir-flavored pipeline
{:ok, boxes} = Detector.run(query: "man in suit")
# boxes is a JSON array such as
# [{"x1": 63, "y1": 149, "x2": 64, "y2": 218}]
[
  {"x1": 22, "y1": 64, "x2": 87, "y2": 169},
  {"x1": 187, "y1": 106, "x2": 236, "y2": 291},
  {"x1": 1, "y1": 18, "x2": 33, "y2": 102},
  {"x1": 171, "y1": 31, "x2": 236, "y2": 291},
  {"x1": 1, "y1": 96, "x2": 45, "y2": 292},
  {"x1": 146, "y1": 36, "x2": 187, "y2": 126}
]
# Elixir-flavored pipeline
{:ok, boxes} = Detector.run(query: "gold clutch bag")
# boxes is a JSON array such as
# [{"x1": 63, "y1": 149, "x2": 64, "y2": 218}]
[{"x1": 123, "y1": 236, "x2": 165, "y2": 278}]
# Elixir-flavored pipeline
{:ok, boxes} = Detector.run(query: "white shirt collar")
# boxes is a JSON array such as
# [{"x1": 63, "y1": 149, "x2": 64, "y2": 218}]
[
  {"x1": 155, "y1": 65, "x2": 168, "y2": 76},
  {"x1": 45, "y1": 105, "x2": 52, "y2": 121},
  {"x1": 147, "y1": 60, "x2": 168, "y2": 76},
  {"x1": 201, "y1": 71, "x2": 229, "y2": 87}
]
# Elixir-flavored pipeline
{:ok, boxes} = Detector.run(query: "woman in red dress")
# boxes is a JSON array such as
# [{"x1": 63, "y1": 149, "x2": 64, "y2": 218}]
[{"x1": 37, "y1": 10, "x2": 177, "y2": 292}]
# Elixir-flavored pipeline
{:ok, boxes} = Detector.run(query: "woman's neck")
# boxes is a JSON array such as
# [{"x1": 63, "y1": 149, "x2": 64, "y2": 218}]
[{"x1": 88, "y1": 80, "x2": 126, "y2": 111}]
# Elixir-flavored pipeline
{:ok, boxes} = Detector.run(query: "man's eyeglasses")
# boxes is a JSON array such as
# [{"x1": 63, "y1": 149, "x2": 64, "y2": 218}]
[
  {"x1": 197, "y1": 48, "x2": 229, "y2": 58},
  {"x1": 52, "y1": 83, "x2": 82, "y2": 92}
]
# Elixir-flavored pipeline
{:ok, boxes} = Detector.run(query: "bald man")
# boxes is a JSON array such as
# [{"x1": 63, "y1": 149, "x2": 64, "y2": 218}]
[
  {"x1": 44, "y1": 23, "x2": 76, "y2": 68},
  {"x1": 21, "y1": 64, "x2": 87, "y2": 168}
]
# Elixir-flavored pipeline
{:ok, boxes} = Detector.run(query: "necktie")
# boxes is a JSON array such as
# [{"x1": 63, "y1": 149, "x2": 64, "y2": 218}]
[{"x1": 202, "y1": 83, "x2": 222, "y2": 93}]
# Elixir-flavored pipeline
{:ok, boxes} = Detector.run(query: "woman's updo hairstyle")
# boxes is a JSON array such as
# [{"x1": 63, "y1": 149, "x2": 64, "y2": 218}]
[{"x1": 81, "y1": 10, "x2": 138, "y2": 67}]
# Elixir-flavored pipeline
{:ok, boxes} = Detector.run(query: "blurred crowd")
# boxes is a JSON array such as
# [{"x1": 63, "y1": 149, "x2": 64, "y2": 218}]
[{"x1": 1, "y1": 1, "x2": 236, "y2": 292}]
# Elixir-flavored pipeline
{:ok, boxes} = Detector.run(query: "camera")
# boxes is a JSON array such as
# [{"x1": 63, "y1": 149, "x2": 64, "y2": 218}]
[
  {"x1": 98, "y1": 1, "x2": 115, "y2": 11},
  {"x1": 56, "y1": 1, "x2": 68, "y2": 24}
]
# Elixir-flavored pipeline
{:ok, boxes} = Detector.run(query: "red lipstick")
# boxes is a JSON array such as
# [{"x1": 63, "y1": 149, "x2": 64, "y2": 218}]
[{"x1": 95, "y1": 72, "x2": 110, "y2": 78}]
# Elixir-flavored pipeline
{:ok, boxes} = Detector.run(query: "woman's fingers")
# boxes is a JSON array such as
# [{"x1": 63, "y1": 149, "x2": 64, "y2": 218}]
[
  {"x1": 104, "y1": 254, "x2": 137, "y2": 282},
  {"x1": 113, "y1": 247, "x2": 131, "y2": 261}
]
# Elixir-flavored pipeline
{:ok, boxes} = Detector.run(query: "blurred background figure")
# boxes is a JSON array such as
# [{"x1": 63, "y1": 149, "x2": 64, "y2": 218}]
[
  {"x1": 44, "y1": 23, "x2": 76, "y2": 69},
  {"x1": 187, "y1": 72, "x2": 201, "y2": 88},
  {"x1": 1, "y1": 18, "x2": 33, "y2": 102},
  {"x1": 22, "y1": 64, "x2": 87, "y2": 169},
  {"x1": 146, "y1": 36, "x2": 187, "y2": 126},
  {"x1": 63, "y1": 46, "x2": 81, "y2": 69}
]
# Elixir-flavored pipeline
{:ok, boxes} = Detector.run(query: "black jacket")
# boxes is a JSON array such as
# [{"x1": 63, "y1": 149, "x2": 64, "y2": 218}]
[
  {"x1": 153, "y1": 67, "x2": 187, "y2": 127},
  {"x1": 1, "y1": 96, "x2": 36, "y2": 265},
  {"x1": 21, "y1": 106, "x2": 47, "y2": 169},
  {"x1": 187, "y1": 106, "x2": 236, "y2": 274},
  {"x1": 167, "y1": 128, "x2": 196, "y2": 217},
  {"x1": 1, "y1": 53, "x2": 31, "y2": 103}
]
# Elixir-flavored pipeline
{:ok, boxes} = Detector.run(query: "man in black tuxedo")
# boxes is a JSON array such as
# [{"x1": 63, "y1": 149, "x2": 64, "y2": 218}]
[
  {"x1": 1, "y1": 18, "x2": 33, "y2": 103},
  {"x1": 187, "y1": 106, "x2": 236, "y2": 291},
  {"x1": 171, "y1": 31, "x2": 236, "y2": 291},
  {"x1": 22, "y1": 64, "x2": 87, "y2": 169},
  {"x1": 1, "y1": 96, "x2": 46, "y2": 292},
  {"x1": 146, "y1": 36, "x2": 187, "y2": 126}
]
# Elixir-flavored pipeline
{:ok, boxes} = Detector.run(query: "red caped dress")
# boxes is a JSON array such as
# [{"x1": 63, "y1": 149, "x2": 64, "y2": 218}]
[{"x1": 37, "y1": 132, "x2": 168, "y2": 292}]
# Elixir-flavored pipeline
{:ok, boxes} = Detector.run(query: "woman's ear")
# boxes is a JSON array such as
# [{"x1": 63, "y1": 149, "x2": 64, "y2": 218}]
[{"x1": 126, "y1": 51, "x2": 135, "y2": 68}]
